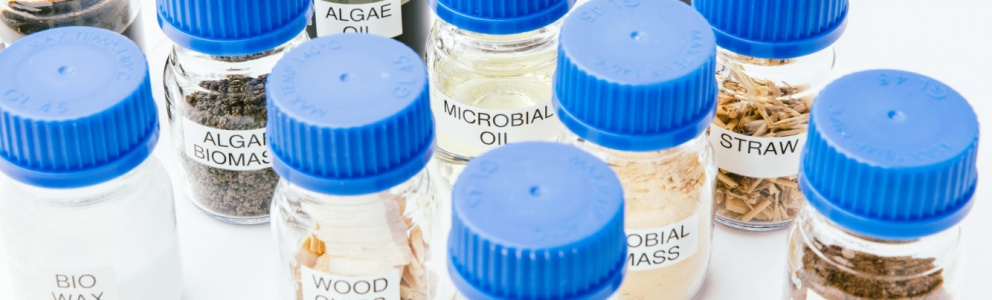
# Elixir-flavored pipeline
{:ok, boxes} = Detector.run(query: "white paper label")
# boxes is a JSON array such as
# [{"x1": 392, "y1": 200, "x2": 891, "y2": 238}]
[
  {"x1": 709, "y1": 125, "x2": 807, "y2": 179},
  {"x1": 434, "y1": 97, "x2": 560, "y2": 152},
  {"x1": 806, "y1": 290, "x2": 828, "y2": 300},
  {"x1": 315, "y1": 0, "x2": 404, "y2": 38},
  {"x1": 300, "y1": 266, "x2": 401, "y2": 300},
  {"x1": 626, "y1": 215, "x2": 699, "y2": 271},
  {"x1": 29, "y1": 267, "x2": 118, "y2": 300},
  {"x1": 181, "y1": 118, "x2": 271, "y2": 171}
]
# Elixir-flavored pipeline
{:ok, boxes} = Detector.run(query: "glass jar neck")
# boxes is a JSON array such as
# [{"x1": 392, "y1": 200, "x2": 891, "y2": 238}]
[
  {"x1": 2, "y1": 158, "x2": 158, "y2": 206},
  {"x1": 279, "y1": 170, "x2": 430, "y2": 207},
  {"x1": 796, "y1": 204, "x2": 960, "y2": 273},
  {"x1": 567, "y1": 131, "x2": 710, "y2": 162},
  {"x1": 716, "y1": 46, "x2": 835, "y2": 96},
  {"x1": 170, "y1": 32, "x2": 309, "y2": 73},
  {"x1": 435, "y1": 18, "x2": 561, "y2": 54}
]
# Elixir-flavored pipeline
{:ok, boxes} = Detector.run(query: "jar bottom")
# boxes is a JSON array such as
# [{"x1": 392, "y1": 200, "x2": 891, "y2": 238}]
[
  {"x1": 715, "y1": 215, "x2": 791, "y2": 231},
  {"x1": 183, "y1": 187, "x2": 271, "y2": 225}
]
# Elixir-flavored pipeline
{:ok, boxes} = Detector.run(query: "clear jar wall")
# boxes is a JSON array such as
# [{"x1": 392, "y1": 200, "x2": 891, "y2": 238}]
[
  {"x1": 271, "y1": 171, "x2": 443, "y2": 300},
  {"x1": 0, "y1": 158, "x2": 183, "y2": 300},
  {"x1": 563, "y1": 132, "x2": 716, "y2": 300},
  {"x1": 0, "y1": 0, "x2": 144, "y2": 48},
  {"x1": 711, "y1": 47, "x2": 835, "y2": 230},
  {"x1": 163, "y1": 33, "x2": 307, "y2": 225},
  {"x1": 786, "y1": 206, "x2": 961, "y2": 299},
  {"x1": 307, "y1": 0, "x2": 431, "y2": 57},
  {"x1": 426, "y1": 18, "x2": 562, "y2": 188}
]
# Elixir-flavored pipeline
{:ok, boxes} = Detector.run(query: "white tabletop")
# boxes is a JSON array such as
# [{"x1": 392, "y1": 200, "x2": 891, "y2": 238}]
[{"x1": 2, "y1": 0, "x2": 990, "y2": 299}]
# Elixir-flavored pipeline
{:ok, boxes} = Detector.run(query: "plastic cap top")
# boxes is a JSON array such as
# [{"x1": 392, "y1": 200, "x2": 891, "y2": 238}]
[
  {"x1": 267, "y1": 34, "x2": 434, "y2": 196},
  {"x1": 801, "y1": 69, "x2": 979, "y2": 240},
  {"x1": 449, "y1": 142, "x2": 626, "y2": 300},
  {"x1": 0, "y1": 27, "x2": 158, "y2": 189},
  {"x1": 555, "y1": 0, "x2": 717, "y2": 151},
  {"x1": 157, "y1": 0, "x2": 312, "y2": 56},
  {"x1": 432, "y1": 0, "x2": 575, "y2": 35},
  {"x1": 694, "y1": 0, "x2": 849, "y2": 59}
]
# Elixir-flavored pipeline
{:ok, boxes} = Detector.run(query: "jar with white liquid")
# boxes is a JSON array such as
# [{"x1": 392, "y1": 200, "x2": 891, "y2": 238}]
[{"x1": 0, "y1": 27, "x2": 183, "y2": 300}]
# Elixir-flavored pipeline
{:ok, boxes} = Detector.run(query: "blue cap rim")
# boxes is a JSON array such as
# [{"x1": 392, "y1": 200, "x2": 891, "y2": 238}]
[
  {"x1": 0, "y1": 128, "x2": 159, "y2": 189},
  {"x1": 432, "y1": 0, "x2": 570, "y2": 35},
  {"x1": 157, "y1": 6, "x2": 312, "y2": 56},
  {"x1": 554, "y1": 96, "x2": 716, "y2": 152},
  {"x1": 447, "y1": 254, "x2": 625, "y2": 300},
  {"x1": 271, "y1": 139, "x2": 435, "y2": 196},
  {"x1": 714, "y1": 13, "x2": 848, "y2": 59},
  {"x1": 799, "y1": 171, "x2": 976, "y2": 240}
]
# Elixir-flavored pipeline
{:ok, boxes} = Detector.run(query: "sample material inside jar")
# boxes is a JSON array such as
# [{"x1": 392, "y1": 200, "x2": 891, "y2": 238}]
[{"x1": 1, "y1": 0, "x2": 142, "y2": 45}]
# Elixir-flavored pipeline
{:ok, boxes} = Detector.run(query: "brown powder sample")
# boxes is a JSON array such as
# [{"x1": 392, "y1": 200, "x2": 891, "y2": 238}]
[
  {"x1": 605, "y1": 145, "x2": 712, "y2": 300},
  {"x1": 179, "y1": 74, "x2": 279, "y2": 218},
  {"x1": 791, "y1": 239, "x2": 949, "y2": 300},
  {"x1": 713, "y1": 57, "x2": 810, "y2": 225}
]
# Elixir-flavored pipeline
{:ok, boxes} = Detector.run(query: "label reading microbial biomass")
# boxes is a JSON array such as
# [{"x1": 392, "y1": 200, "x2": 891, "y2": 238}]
[
  {"x1": 182, "y1": 118, "x2": 271, "y2": 171},
  {"x1": 300, "y1": 266, "x2": 400, "y2": 300},
  {"x1": 28, "y1": 267, "x2": 118, "y2": 300},
  {"x1": 709, "y1": 126, "x2": 807, "y2": 179},
  {"x1": 315, "y1": 0, "x2": 403, "y2": 38},
  {"x1": 626, "y1": 215, "x2": 699, "y2": 271},
  {"x1": 434, "y1": 97, "x2": 560, "y2": 153}
]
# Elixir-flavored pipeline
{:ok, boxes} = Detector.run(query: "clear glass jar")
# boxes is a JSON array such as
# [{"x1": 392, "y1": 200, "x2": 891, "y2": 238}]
[
  {"x1": 271, "y1": 171, "x2": 439, "y2": 300},
  {"x1": 786, "y1": 206, "x2": 961, "y2": 299},
  {"x1": 711, "y1": 47, "x2": 835, "y2": 230},
  {"x1": 307, "y1": 0, "x2": 430, "y2": 57},
  {"x1": 0, "y1": 0, "x2": 143, "y2": 47},
  {"x1": 163, "y1": 33, "x2": 308, "y2": 224},
  {"x1": 0, "y1": 159, "x2": 184, "y2": 300},
  {"x1": 426, "y1": 18, "x2": 562, "y2": 196},
  {"x1": 563, "y1": 132, "x2": 716, "y2": 300}
]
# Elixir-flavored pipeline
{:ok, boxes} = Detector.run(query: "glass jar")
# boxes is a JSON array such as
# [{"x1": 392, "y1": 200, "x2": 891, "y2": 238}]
[
  {"x1": 159, "y1": 0, "x2": 311, "y2": 224},
  {"x1": 448, "y1": 142, "x2": 626, "y2": 300},
  {"x1": 554, "y1": 1, "x2": 717, "y2": 299},
  {"x1": 307, "y1": 0, "x2": 430, "y2": 57},
  {"x1": 0, "y1": 27, "x2": 182, "y2": 300},
  {"x1": 266, "y1": 34, "x2": 439, "y2": 300},
  {"x1": 0, "y1": 0, "x2": 144, "y2": 48},
  {"x1": 785, "y1": 69, "x2": 978, "y2": 300},
  {"x1": 426, "y1": 0, "x2": 571, "y2": 200},
  {"x1": 693, "y1": 0, "x2": 849, "y2": 231}
]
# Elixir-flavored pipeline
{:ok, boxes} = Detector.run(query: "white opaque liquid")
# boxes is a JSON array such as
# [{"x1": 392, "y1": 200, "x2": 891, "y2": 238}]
[{"x1": 0, "y1": 159, "x2": 183, "y2": 300}]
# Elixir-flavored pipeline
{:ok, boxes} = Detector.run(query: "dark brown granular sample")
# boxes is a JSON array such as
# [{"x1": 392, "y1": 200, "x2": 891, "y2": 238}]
[
  {"x1": 181, "y1": 74, "x2": 278, "y2": 220},
  {"x1": 1, "y1": 0, "x2": 143, "y2": 46},
  {"x1": 795, "y1": 241, "x2": 948, "y2": 299}
]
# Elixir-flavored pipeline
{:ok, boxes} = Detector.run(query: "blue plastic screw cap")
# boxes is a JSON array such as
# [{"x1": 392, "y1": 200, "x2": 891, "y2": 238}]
[
  {"x1": 800, "y1": 69, "x2": 979, "y2": 240},
  {"x1": 432, "y1": 0, "x2": 575, "y2": 35},
  {"x1": 157, "y1": 0, "x2": 312, "y2": 56},
  {"x1": 694, "y1": 0, "x2": 849, "y2": 59},
  {"x1": 555, "y1": 0, "x2": 717, "y2": 151},
  {"x1": 0, "y1": 27, "x2": 158, "y2": 189},
  {"x1": 266, "y1": 34, "x2": 433, "y2": 196},
  {"x1": 449, "y1": 142, "x2": 626, "y2": 300}
]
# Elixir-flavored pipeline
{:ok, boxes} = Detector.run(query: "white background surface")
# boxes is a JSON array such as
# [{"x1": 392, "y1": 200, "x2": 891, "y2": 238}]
[{"x1": 2, "y1": 0, "x2": 991, "y2": 299}]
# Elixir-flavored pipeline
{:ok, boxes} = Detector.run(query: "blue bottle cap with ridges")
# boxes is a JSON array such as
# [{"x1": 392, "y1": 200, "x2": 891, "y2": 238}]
[
  {"x1": 694, "y1": 0, "x2": 849, "y2": 59},
  {"x1": 0, "y1": 27, "x2": 158, "y2": 189},
  {"x1": 267, "y1": 35, "x2": 433, "y2": 196},
  {"x1": 432, "y1": 0, "x2": 575, "y2": 35},
  {"x1": 800, "y1": 70, "x2": 979, "y2": 240},
  {"x1": 555, "y1": 0, "x2": 717, "y2": 151},
  {"x1": 157, "y1": 0, "x2": 312, "y2": 56},
  {"x1": 449, "y1": 142, "x2": 626, "y2": 300}
]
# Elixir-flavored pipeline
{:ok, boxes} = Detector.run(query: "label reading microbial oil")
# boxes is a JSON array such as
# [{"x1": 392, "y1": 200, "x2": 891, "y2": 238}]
[
  {"x1": 709, "y1": 126, "x2": 806, "y2": 179},
  {"x1": 300, "y1": 266, "x2": 400, "y2": 300},
  {"x1": 434, "y1": 97, "x2": 560, "y2": 153},
  {"x1": 315, "y1": 0, "x2": 403, "y2": 38},
  {"x1": 182, "y1": 118, "x2": 270, "y2": 171},
  {"x1": 626, "y1": 215, "x2": 699, "y2": 271},
  {"x1": 27, "y1": 267, "x2": 118, "y2": 300}
]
